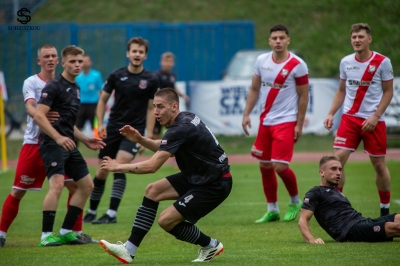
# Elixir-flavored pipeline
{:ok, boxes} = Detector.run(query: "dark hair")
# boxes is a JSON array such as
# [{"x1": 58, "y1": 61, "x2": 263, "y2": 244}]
[
  {"x1": 127, "y1": 37, "x2": 149, "y2": 53},
  {"x1": 350, "y1": 23, "x2": 371, "y2": 35},
  {"x1": 270, "y1": 24, "x2": 289, "y2": 35},
  {"x1": 61, "y1": 45, "x2": 84, "y2": 60},
  {"x1": 319, "y1": 155, "x2": 341, "y2": 169},
  {"x1": 154, "y1": 88, "x2": 179, "y2": 105}
]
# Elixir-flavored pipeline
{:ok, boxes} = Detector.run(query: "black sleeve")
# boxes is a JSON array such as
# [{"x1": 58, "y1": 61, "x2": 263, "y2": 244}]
[
  {"x1": 158, "y1": 125, "x2": 188, "y2": 154},
  {"x1": 38, "y1": 81, "x2": 59, "y2": 107},
  {"x1": 301, "y1": 187, "x2": 320, "y2": 212},
  {"x1": 149, "y1": 76, "x2": 160, "y2": 100},
  {"x1": 103, "y1": 72, "x2": 116, "y2": 94}
]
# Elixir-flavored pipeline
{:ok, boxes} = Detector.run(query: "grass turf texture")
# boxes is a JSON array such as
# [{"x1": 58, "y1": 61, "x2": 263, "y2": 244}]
[{"x1": 0, "y1": 162, "x2": 399, "y2": 265}]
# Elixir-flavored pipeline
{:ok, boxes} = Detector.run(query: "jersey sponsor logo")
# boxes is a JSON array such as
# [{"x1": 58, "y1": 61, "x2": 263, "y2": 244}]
[
  {"x1": 345, "y1": 66, "x2": 360, "y2": 72},
  {"x1": 304, "y1": 198, "x2": 309, "y2": 203},
  {"x1": 260, "y1": 66, "x2": 274, "y2": 72},
  {"x1": 51, "y1": 162, "x2": 57, "y2": 167},
  {"x1": 184, "y1": 195, "x2": 193, "y2": 203},
  {"x1": 191, "y1": 116, "x2": 201, "y2": 126},
  {"x1": 262, "y1": 81, "x2": 288, "y2": 89},
  {"x1": 139, "y1": 80, "x2": 147, "y2": 89},
  {"x1": 348, "y1": 80, "x2": 376, "y2": 86},
  {"x1": 120, "y1": 77, "x2": 128, "y2": 81},
  {"x1": 218, "y1": 152, "x2": 227, "y2": 163},
  {"x1": 161, "y1": 139, "x2": 167, "y2": 145},
  {"x1": 373, "y1": 225, "x2": 381, "y2": 232},
  {"x1": 334, "y1": 136, "x2": 347, "y2": 145},
  {"x1": 20, "y1": 175, "x2": 35, "y2": 185},
  {"x1": 41, "y1": 92, "x2": 48, "y2": 98},
  {"x1": 178, "y1": 201, "x2": 186, "y2": 207}
]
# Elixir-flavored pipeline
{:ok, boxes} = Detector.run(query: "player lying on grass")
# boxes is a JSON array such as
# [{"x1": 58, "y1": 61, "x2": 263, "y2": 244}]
[{"x1": 298, "y1": 155, "x2": 400, "y2": 244}]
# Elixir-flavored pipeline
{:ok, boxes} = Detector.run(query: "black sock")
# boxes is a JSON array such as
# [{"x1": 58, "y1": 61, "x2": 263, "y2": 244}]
[
  {"x1": 90, "y1": 176, "x2": 106, "y2": 211},
  {"x1": 168, "y1": 221, "x2": 211, "y2": 247},
  {"x1": 61, "y1": 206, "x2": 82, "y2": 230},
  {"x1": 109, "y1": 173, "x2": 126, "y2": 211},
  {"x1": 128, "y1": 197, "x2": 159, "y2": 247},
  {"x1": 42, "y1": 211, "x2": 56, "y2": 232}
]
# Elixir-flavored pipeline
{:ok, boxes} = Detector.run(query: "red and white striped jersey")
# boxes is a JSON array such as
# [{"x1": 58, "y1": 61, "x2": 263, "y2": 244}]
[
  {"x1": 340, "y1": 52, "x2": 393, "y2": 120},
  {"x1": 22, "y1": 74, "x2": 47, "y2": 144},
  {"x1": 254, "y1": 52, "x2": 308, "y2": 126}
]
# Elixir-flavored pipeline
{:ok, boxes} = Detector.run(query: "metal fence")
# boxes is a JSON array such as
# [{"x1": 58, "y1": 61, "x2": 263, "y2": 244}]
[{"x1": 0, "y1": 21, "x2": 255, "y2": 122}]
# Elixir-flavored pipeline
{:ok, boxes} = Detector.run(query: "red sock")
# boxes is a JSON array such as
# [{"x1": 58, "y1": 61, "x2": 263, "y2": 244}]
[
  {"x1": 378, "y1": 190, "x2": 390, "y2": 204},
  {"x1": 336, "y1": 187, "x2": 343, "y2": 193},
  {"x1": 277, "y1": 167, "x2": 298, "y2": 197},
  {"x1": 260, "y1": 167, "x2": 277, "y2": 202},
  {"x1": 0, "y1": 194, "x2": 21, "y2": 232},
  {"x1": 67, "y1": 193, "x2": 83, "y2": 232}
]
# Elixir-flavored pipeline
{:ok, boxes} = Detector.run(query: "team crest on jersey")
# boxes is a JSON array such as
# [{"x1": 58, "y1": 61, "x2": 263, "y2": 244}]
[
  {"x1": 139, "y1": 80, "x2": 148, "y2": 89},
  {"x1": 41, "y1": 92, "x2": 48, "y2": 98},
  {"x1": 304, "y1": 198, "x2": 309, "y2": 203},
  {"x1": 368, "y1": 65, "x2": 377, "y2": 73},
  {"x1": 51, "y1": 162, "x2": 57, "y2": 167},
  {"x1": 281, "y1": 69, "x2": 289, "y2": 77},
  {"x1": 373, "y1": 225, "x2": 381, "y2": 232},
  {"x1": 161, "y1": 140, "x2": 167, "y2": 145},
  {"x1": 170, "y1": 76, "x2": 175, "y2": 83}
]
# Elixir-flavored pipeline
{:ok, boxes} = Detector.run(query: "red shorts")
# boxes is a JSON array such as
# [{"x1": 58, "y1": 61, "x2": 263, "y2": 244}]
[
  {"x1": 12, "y1": 144, "x2": 72, "y2": 191},
  {"x1": 334, "y1": 114, "x2": 386, "y2": 156},
  {"x1": 251, "y1": 121, "x2": 296, "y2": 164}
]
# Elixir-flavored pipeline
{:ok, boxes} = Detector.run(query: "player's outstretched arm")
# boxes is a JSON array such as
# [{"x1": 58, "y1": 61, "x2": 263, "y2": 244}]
[
  {"x1": 120, "y1": 125, "x2": 161, "y2": 152},
  {"x1": 101, "y1": 151, "x2": 171, "y2": 174},
  {"x1": 73, "y1": 126, "x2": 106, "y2": 150},
  {"x1": 298, "y1": 208, "x2": 325, "y2": 244}
]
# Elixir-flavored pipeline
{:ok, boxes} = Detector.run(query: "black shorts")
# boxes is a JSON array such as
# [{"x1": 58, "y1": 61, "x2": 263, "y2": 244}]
[
  {"x1": 98, "y1": 126, "x2": 144, "y2": 159},
  {"x1": 167, "y1": 172, "x2": 232, "y2": 224},
  {"x1": 345, "y1": 214, "x2": 396, "y2": 242},
  {"x1": 153, "y1": 119, "x2": 162, "y2": 135},
  {"x1": 76, "y1": 103, "x2": 97, "y2": 129},
  {"x1": 40, "y1": 143, "x2": 89, "y2": 182}
]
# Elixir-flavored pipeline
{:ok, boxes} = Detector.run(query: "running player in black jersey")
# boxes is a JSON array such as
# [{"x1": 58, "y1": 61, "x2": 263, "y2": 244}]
[
  {"x1": 84, "y1": 37, "x2": 160, "y2": 224},
  {"x1": 98, "y1": 88, "x2": 232, "y2": 264},
  {"x1": 299, "y1": 155, "x2": 400, "y2": 244},
  {"x1": 34, "y1": 45, "x2": 105, "y2": 245},
  {"x1": 153, "y1": 52, "x2": 189, "y2": 139}
]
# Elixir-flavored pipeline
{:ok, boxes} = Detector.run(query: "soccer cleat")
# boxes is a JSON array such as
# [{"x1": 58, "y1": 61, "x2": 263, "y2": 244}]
[
  {"x1": 57, "y1": 232, "x2": 86, "y2": 245},
  {"x1": 255, "y1": 211, "x2": 280, "y2": 223},
  {"x1": 92, "y1": 214, "x2": 117, "y2": 224},
  {"x1": 284, "y1": 202, "x2": 302, "y2": 221},
  {"x1": 0, "y1": 236, "x2": 5, "y2": 248},
  {"x1": 83, "y1": 212, "x2": 96, "y2": 223},
  {"x1": 380, "y1": 207, "x2": 389, "y2": 217},
  {"x1": 38, "y1": 234, "x2": 63, "y2": 247},
  {"x1": 100, "y1": 240, "x2": 133, "y2": 264},
  {"x1": 192, "y1": 241, "x2": 224, "y2": 262},
  {"x1": 76, "y1": 233, "x2": 100, "y2": 244}
]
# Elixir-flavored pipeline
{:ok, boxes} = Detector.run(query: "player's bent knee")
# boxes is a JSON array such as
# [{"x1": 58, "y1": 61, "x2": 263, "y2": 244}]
[
  {"x1": 273, "y1": 163, "x2": 288, "y2": 173},
  {"x1": 11, "y1": 189, "x2": 26, "y2": 199}
]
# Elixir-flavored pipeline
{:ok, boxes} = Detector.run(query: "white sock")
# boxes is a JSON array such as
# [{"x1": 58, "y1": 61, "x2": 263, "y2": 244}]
[
  {"x1": 41, "y1": 232, "x2": 52, "y2": 240},
  {"x1": 290, "y1": 195, "x2": 300, "y2": 204},
  {"x1": 380, "y1": 203, "x2": 390, "y2": 208},
  {"x1": 59, "y1": 228, "x2": 72, "y2": 235},
  {"x1": 204, "y1": 238, "x2": 217, "y2": 248},
  {"x1": 0, "y1": 231, "x2": 7, "y2": 238},
  {"x1": 124, "y1": 240, "x2": 137, "y2": 257},
  {"x1": 106, "y1": 209, "x2": 117, "y2": 218},
  {"x1": 74, "y1": 231, "x2": 82, "y2": 235},
  {"x1": 267, "y1": 202, "x2": 279, "y2": 213},
  {"x1": 88, "y1": 209, "x2": 97, "y2": 215}
]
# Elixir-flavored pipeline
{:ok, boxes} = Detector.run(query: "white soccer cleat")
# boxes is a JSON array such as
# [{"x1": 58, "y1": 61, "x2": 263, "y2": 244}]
[
  {"x1": 100, "y1": 240, "x2": 133, "y2": 264},
  {"x1": 192, "y1": 241, "x2": 224, "y2": 262}
]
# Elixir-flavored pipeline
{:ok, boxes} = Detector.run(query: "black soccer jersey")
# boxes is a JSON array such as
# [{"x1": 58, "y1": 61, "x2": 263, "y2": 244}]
[
  {"x1": 154, "y1": 69, "x2": 176, "y2": 89},
  {"x1": 158, "y1": 112, "x2": 230, "y2": 185},
  {"x1": 103, "y1": 67, "x2": 159, "y2": 128},
  {"x1": 302, "y1": 186, "x2": 364, "y2": 241},
  {"x1": 38, "y1": 75, "x2": 80, "y2": 145}
]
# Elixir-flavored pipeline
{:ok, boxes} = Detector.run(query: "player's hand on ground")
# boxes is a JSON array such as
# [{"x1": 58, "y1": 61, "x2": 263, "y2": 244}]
[
  {"x1": 46, "y1": 111, "x2": 60, "y2": 123},
  {"x1": 119, "y1": 125, "x2": 142, "y2": 142},
  {"x1": 361, "y1": 115, "x2": 379, "y2": 132},
  {"x1": 98, "y1": 125, "x2": 107, "y2": 139},
  {"x1": 294, "y1": 124, "x2": 302, "y2": 142},
  {"x1": 311, "y1": 238, "x2": 325, "y2": 244},
  {"x1": 56, "y1": 136, "x2": 76, "y2": 151},
  {"x1": 85, "y1": 138, "x2": 106, "y2": 150},
  {"x1": 101, "y1": 156, "x2": 119, "y2": 172},
  {"x1": 242, "y1": 115, "x2": 252, "y2": 136},
  {"x1": 323, "y1": 115, "x2": 334, "y2": 130}
]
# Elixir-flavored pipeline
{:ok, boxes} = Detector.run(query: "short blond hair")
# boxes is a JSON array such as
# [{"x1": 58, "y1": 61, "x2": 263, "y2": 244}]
[
  {"x1": 319, "y1": 155, "x2": 341, "y2": 169},
  {"x1": 38, "y1": 44, "x2": 56, "y2": 57},
  {"x1": 161, "y1": 52, "x2": 175, "y2": 60},
  {"x1": 61, "y1": 45, "x2": 84, "y2": 60}
]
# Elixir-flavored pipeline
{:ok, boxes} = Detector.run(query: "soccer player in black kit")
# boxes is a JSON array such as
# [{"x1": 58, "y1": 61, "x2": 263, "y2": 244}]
[
  {"x1": 98, "y1": 88, "x2": 232, "y2": 264},
  {"x1": 298, "y1": 155, "x2": 400, "y2": 244},
  {"x1": 153, "y1": 52, "x2": 189, "y2": 139},
  {"x1": 84, "y1": 37, "x2": 160, "y2": 224},
  {"x1": 34, "y1": 45, "x2": 105, "y2": 245}
]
